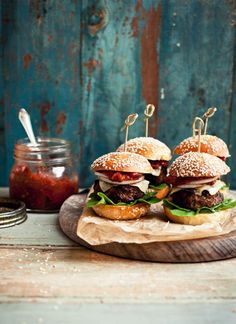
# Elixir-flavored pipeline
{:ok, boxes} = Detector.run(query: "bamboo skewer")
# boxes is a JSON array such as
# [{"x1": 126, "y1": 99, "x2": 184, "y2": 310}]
[
  {"x1": 202, "y1": 107, "x2": 217, "y2": 135},
  {"x1": 120, "y1": 113, "x2": 138, "y2": 151},
  {"x1": 144, "y1": 104, "x2": 155, "y2": 137},
  {"x1": 192, "y1": 117, "x2": 205, "y2": 152}
]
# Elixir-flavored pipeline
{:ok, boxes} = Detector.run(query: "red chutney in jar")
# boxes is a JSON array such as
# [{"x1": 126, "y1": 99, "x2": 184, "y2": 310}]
[{"x1": 10, "y1": 165, "x2": 78, "y2": 210}]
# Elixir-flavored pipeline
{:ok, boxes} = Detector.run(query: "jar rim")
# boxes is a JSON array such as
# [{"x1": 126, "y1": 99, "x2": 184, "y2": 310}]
[{"x1": 15, "y1": 137, "x2": 71, "y2": 153}]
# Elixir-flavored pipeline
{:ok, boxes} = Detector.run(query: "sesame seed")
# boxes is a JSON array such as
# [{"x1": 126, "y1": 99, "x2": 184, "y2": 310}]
[
  {"x1": 169, "y1": 152, "x2": 230, "y2": 177},
  {"x1": 175, "y1": 135, "x2": 230, "y2": 157},
  {"x1": 117, "y1": 137, "x2": 171, "y2": 161},
  {"x1": 91, "y1": 151, "x2": 152, "y2": 173}
]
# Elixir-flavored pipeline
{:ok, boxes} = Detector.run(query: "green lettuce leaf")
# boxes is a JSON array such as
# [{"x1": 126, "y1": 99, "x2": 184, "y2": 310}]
[
  {"x1": 86, "y1": 191, "x2": 160, "y2": 208},
  {"x1": 149, "y1": 183, "x2": 169, "y2": 190},
  {"x1": 221, "y1": 184, "x2": 230, "y2": 190},
  {"x1": 163, "y1": 198, "x2": 236, "y2": 217}
]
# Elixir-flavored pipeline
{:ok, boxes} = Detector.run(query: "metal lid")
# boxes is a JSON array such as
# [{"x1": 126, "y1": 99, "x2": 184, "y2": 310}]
[{"x1": 0, "y1": 198, "x2": 27, "y2": 228}]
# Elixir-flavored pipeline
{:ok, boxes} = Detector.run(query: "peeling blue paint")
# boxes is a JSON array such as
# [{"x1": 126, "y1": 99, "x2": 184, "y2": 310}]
[{"x1": 0, "y1": 0, "x2": 236, "y2": 188}]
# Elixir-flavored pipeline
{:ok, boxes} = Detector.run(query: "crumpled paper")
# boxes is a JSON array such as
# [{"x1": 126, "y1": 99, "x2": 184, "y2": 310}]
[{"x1": 76, "y1": 191, "x2": 236, "y2": 246}]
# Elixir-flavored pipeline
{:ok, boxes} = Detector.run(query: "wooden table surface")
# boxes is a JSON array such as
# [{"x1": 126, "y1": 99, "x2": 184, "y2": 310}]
[{"x1": 0, "y1": 188, "x2": 236, "y2": 324}]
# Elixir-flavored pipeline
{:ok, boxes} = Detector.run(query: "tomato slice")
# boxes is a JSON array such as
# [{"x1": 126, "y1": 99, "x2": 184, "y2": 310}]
[{"x1": 98, "y1": 171, "x2": 142, "y2": 182}]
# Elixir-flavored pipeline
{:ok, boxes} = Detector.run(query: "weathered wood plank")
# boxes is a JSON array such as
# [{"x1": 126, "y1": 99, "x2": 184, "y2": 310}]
[
  {"x1": 1, "y1": 0, "x2": 82, "y2": 185},
  {"x1": 1, "y1": 0, "x2": 236, "y2": 190},
  {"x1": 0, "y1": 247, "x2": 236, "y2": 302},
  {"x1": 159, "y1": 0, "x2": 235, "y2": 139},
  {"x1": 0, "y1": 302, "x2": 236, "y2": 324},
  {"x1": 0, "y1": 187, "x2": 75, "y2": 246},
  {"x1": 158, "y1": 0, "x2": 236, "y2": 187},
  {"x1": 1, "y1": 0, "x2": 163, "y2": 187},
  {"x1": 72, "y1": 0, "x2": 163, "y2": 184},
  {"x1": 228, "y1": 16, "x2": 236, "y2": 188},
  {"x1": 0, "y1": 1, "x2": 5, "y2": 187},
  {"x1": 0, "y1": 212, "x2": 76, "y2": 247},
  {"x1": 1, "y1": 188, "x2": 236, "y2": 322}
]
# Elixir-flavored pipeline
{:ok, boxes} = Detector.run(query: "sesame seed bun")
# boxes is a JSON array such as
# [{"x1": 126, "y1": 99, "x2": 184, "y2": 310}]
[
  {"x1": 168, "y1": 152, "x2": 230, "y2": 178},
  {"x1": 174, "y1": 135, "x2": 230, "y2": 158},
  {"x1": 91, "y1": 152, "x2": 153, "y2": 174},
  {"x1": 163, "y1": 205, "x2": 230, "y2": 225},
  {"x1": 117, "y1": 137, "x2": 172, "y2": 161},
  {"x1": 92, "y1": 203, "x2": 149, "y2": 220}
]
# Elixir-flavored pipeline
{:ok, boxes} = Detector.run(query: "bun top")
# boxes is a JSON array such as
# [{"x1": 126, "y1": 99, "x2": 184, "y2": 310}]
[
  {"x1": 168, "y1": 152, "x2": 230, "y2": 177},
  {"x1": 117, "y1": 137, "x2": 172, "y2": 161},
  {"x1": 91, "y1": 151, "x2": 153, "y2": 174},
  {"x1": 174, "y1": 135, "x2": 230, "y2": 158}
]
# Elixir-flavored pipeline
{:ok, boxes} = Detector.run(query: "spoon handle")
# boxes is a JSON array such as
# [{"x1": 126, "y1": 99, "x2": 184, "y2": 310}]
[{"x1": 18, "y1": 109, "x2": 37, "y2": 145}]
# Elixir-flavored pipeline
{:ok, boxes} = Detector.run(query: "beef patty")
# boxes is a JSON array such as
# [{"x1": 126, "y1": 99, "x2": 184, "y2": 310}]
[
  {"x1": 93, "y1": 180, "x2": 144, "y2": 204},
  {"x1": 171, "y1": 189, "x2": 224, "y2": 210}
]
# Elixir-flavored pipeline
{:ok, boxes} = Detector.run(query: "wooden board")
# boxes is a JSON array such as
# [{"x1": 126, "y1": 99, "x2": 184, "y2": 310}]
[{"x1": 59, "y1": 194, "x2": 236, "y2": 263}]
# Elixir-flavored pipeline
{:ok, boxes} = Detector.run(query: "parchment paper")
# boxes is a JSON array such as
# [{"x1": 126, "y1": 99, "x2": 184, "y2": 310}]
[{"x1": 76, "y1": 191, "x2": 236, "y2": 246}]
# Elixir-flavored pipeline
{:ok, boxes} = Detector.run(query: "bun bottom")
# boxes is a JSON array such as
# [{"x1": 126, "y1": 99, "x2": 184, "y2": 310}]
[
  {"x1": 92, "y1": 203, "x2": 149, "y2": 220},
  {"x1": 163, "y1": 206, "x2": 230, "y2": 226}
]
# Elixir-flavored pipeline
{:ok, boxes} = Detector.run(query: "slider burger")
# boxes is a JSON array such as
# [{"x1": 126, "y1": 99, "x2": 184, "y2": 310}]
[
  {"x1": 174, "y1": 134, "x2": 230, "y2": 161},
  {"x1": 117, "y1": 137, "x2": 172, "y2": 199},
  {"x1": 86, "y1": 151, "x2": 160, "y2": 220},
  {"x1": 174, "y1": 134, "x2": 230, "y2": 191},
  {"x1": 163, "y1": 152, "x2": 236, "y2": 225}
]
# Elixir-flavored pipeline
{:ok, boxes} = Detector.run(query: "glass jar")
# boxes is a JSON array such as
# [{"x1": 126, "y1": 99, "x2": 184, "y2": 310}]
[{"x1": 9, "y1": 137, "x2": 78, "y2": 211}]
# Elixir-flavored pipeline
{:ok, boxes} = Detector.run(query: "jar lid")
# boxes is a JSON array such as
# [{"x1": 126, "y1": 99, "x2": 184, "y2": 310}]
[{"x1": 0, "y1": 198, "x2": 27, "y2": 228}]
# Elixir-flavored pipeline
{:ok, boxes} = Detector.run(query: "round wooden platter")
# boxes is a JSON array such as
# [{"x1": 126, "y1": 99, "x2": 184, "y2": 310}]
[{"x1": 59, "y1": 194, "x2": 236, "y2": 263}]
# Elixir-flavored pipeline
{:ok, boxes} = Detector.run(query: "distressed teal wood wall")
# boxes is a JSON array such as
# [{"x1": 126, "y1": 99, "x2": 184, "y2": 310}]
[{"x1": 0, "y1": 0, "x2": 236, "y2": 188}]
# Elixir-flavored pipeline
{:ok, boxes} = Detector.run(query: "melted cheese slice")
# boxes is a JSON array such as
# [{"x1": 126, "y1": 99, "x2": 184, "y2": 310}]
[
  {"x1": 170, "y1": 180, "x2": 225, "y2": 196},
  {"x1": 99, "y1": 179, "x2": 149, "y2": 194},
  {"x1": 195, "y1": 180, "x2": 225, "y2": 196}
]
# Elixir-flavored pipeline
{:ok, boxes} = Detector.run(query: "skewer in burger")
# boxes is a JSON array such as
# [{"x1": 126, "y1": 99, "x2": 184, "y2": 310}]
[
  {"x1": 86, "y1": 152, "x2": 160, "y2": 220},
  {"x1": 174, "y1": 110, "x2": 230, "y2": 191},
  {"x1": 163, "y1": 152, "x2": 236, "y2": 225},
  {"x1": 117, "y1": 137, "x2": 172, "y2": 199},
  {"x1": 174, "y1": 134, "x2": 230, "y2": 161}
]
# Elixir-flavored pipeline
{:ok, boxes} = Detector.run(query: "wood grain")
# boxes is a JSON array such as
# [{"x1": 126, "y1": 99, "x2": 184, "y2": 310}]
[
  {"x1": 1, "y1": 189, "x2": 236, "y2": 322},
  {"x1": 1, "y1": 302, "x2": 236, "y2": 324},
  {"x1": 0, "y1": 213, "x2": 75, "y2": 247},
  {"x1": 0, "y1": 187, "x2": 75, "y2": 246},
  {"x1": 1, "y1": 246, "x2": 236, "y2": 303},
  {"x1": 1, "y1": 0, "x2": 236, "y2": 188},
  {"x1": 59, "y1": 194, "x2": 236, "y2": 263}
]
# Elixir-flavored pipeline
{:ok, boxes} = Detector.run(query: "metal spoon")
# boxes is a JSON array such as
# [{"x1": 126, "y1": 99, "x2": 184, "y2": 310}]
[{"x1": 18, "y1": 108, "x2": 38, "y2": 146}]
